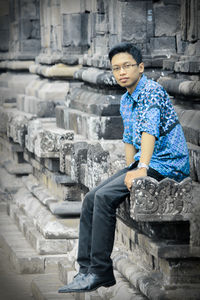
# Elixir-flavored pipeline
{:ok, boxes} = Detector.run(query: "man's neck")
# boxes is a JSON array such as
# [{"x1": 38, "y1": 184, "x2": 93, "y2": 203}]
[{"x1": 126, "y1": 74, "x2": 142, "y2": 95}]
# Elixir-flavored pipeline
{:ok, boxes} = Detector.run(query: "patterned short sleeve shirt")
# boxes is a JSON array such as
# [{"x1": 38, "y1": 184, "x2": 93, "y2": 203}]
[{"x1": 120, "y1": 74, "x2": 190, "y2": 182}]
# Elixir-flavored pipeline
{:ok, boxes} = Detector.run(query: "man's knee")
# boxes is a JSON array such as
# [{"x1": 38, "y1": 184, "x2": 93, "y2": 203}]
[{"x1": 82, "y1": 190, "x2": 95, "y2": 211}]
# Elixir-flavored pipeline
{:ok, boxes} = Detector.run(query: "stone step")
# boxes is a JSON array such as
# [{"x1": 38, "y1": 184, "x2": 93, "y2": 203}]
[
  {"x1": 2, "y1": 159, "x2": 33, "y2": 175},
  {"x1": 10, "y1": 188, "x2": 79, "y2": 241},
  {"x1": 22, "y1": 174, "x2": 82, "y2": 216},
  {"x1": 9, "y1": 204, "x2": 76, "y2": 255},
  {"x1": 17, "y1": 94, "x2": 55, "y2": 117},
  {"x1": 31, "y1": 273, "x2": 76, "y2": 300},
  {"x1": 58, "y1": 260, "x2": 147, "y2": 300},
  {"x1": 0, "y1": 165, "x2": 24, "y2": 193},
  {"x1": 0, "y1": 210, "x2": 44, "y2": 274},
  {"x1": 0, "y1": 209, "x2": 75, "y2": 275},
  {"x1": 57, "y1": 107, "x2": 123, "y2": 140}
]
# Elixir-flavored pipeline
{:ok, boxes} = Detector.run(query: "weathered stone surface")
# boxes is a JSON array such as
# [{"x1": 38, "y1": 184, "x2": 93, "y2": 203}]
[
  {"x1": 158, "y1": 77, "x2": 200, "y2": 99},
  {"x1": 154, "y1": 2, "x2": 180, "y2": 37},
  {"x1": 190, "y1": 182, "x2": 200, "y2": 247},
  {"x1": 0, "y1": 211, "x2": 44, "y2": 274},
  {"x1": 67, "y1": 87, "x2": 121, "y2": 116},
  {"x1": 6, "y1": 109, "x2": 36, "y2": 146},
  {"x1": 74, "y1": 67, "x2": 117, "y2": 88},
  {"x1": 0, "y1": 60, "x2": 34, "y2": 70},
  {"x1": 130, "y1": 177, "x2": 193, "y2": 222},
  {"x1": 13, "y1": 188, "x2": 79, "y2": 240},
  {"x1": 188, "y1": 143, "x2": 200, "y2": 182},
  {"x1": 62, "y1": 13, "x2": 89, "y2": 49},
  {"x1": 69, "y1": 141, "x2": 110, "y2": 190},
  {"x1": 150, "y1": 37, "x2": 176, "y2": 55},
  {"x1": 29, "y1": 63, "x2": 82, "y2": 78},
  {"x1": 26, "y1": 118, "x2": 74, "y2": 158},
  {"x1": 17, "y1": 94, "x2": 55, "y2": 117},
  {"x1": 2, "y1": 160, "x2": 33, "y2": 175},
  {"x1": 49, "y1": 201, "x2": 82, "y2": 216},
  {"x1": 61, "y1": 107, "x2": 123, "y2": 140},
  {"x1": 31, "y1": 273, "x2": 76, "y2": 300},
  {"x1": 174, "y1": 107, "x2": 200, "y2": 146}
]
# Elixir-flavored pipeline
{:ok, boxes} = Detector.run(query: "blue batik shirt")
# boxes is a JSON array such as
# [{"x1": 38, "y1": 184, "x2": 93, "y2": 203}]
[{"x1": 120, "y1": 74, "x2": 190, "y2": 182}]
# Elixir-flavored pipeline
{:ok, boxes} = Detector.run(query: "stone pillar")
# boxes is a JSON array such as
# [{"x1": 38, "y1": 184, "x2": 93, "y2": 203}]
[{"x1": 181, "y1": 0, "x2": 200, "y2": 42}]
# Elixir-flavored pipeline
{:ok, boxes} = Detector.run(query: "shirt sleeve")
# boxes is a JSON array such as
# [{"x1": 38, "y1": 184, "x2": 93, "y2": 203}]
[
  {"x1": 122, "y1": 121, "x2": 133, "y2": 144},
  {"x1": 139, "y1": 90, "x2": 161, "y2": 139}
]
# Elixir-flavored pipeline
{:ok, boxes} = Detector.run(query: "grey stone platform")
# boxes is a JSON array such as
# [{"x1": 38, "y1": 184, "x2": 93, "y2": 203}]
[{"x1": 31, "y1": 274, "x2": 76, "y2": 300}]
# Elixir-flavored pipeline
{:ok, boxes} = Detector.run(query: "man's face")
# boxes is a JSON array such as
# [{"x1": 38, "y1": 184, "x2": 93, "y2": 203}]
[{"x1": 111, "y1": 52, "x2": 144, "y2": 94}]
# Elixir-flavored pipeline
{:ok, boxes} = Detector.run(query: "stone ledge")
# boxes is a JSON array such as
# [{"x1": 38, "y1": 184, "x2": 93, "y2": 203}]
[
  {"x1": 0, "y1": 60, "x2": 35, "y2": 70},
  {"x1": 158, "y1": 77, "x2": 200, "y2": 99},
  {"x1": 13, "y1": 187, "x2": 79, "y2": 240},
  {"x1": 67, "y1": 87, "x2": 122, "y2": 116},
  {"x1": 29, "y1": 63, "x2": 81, "y2": 79},
  {"x1": 17, "y1": 94, "x2": 56, "y2": 117},
  {"x1": 130, "y1": 177, "x2": 193, "y2": 222},
  {"x1": 74, "y1": 67, "x2": 118, "y2": 87},
  {"x1": 26, "y1": 118, "x2": 74, "y2": 158},
  {"x1": 112, "y1": 245, "x2": 200, "y2": 300},
  {"x1": 22, "y1": 174, "x2": 81, "y2": 216},
  {"x1": 31, "y1": 273, "x2": 77, "y2": 300},
  {"x1": 58, "y1": 107, "x2": 123, "y2": 140},
  {"x1": 5, "y1": 108, "x2": 37, "y2": 147},
  {"x1": 0, "y1": 211, "x2": 44, "y2": 274},
  {"x1": 9, "y1": 204, "x2": 77, "y2": 255},
  {"x1": 188, "y1": 143, "x2": 200, "y2": 182},
  {"x1": 175, "y1": 107, "x2": 200, "y2": 146}
]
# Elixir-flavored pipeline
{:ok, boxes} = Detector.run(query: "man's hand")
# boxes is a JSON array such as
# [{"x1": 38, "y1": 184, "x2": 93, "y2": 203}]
[{"x1": 124, "y1": 168, "x2": 147, "y2": 190}]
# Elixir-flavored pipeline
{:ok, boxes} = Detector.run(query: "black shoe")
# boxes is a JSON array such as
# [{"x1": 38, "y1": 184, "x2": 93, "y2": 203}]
[
  {"x1": 58, "y1": 272, "x2": 86, "y2": 293},
  {"x1": 58, "y1": 272, "x2": 116, "y2": 293}
]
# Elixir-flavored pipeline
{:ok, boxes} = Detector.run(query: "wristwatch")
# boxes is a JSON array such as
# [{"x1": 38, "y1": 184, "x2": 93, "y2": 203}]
[{"x1": 137, "y1": 162, "x2": 149, "y2": 170}]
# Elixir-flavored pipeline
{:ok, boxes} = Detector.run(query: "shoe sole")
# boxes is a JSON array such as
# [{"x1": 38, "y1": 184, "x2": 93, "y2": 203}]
[{"x1": 58, "y1": 279, "x2": 116, "y2": 293}]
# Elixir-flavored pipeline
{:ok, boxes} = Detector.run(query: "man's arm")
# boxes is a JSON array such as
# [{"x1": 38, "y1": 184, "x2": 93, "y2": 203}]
[
  {"x1": 125, "y1": 143, "x2": 137, "y2": 166},
  {"x1": 124, "y1": 132, "x2": 155, "y2": 190}
]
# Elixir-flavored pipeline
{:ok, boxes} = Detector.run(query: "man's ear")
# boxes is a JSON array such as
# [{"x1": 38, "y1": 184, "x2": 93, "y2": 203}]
[{"x1": 139, "y1": 62, "x2": 144, "y2": 74}]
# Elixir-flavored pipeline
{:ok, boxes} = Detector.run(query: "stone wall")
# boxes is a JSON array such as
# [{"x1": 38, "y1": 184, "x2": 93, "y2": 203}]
[{"x1": 0, "y1": 0, "x2": 200, "y2": 299}]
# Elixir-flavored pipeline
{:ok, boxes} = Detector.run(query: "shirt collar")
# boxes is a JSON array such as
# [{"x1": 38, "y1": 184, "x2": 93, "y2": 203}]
[{"x1": 123, "y1": 74, "x2": 147, "y2": 103}]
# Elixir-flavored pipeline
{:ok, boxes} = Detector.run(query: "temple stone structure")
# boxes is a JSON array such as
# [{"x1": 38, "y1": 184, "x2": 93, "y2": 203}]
[{"x1": 0, "y1": 0, "x2": 200, "y2": 299}]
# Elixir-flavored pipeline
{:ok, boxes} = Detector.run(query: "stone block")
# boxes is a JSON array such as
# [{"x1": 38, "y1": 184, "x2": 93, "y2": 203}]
[
  {"x1": 26, "y1": 118, "x2": 74, "y2": 158},
  {"x1": 49, "y1": 201, "x2": 82, "y2": 216},
  {"x1": 31, "y1": 274, "x2": 75, "y2": 300},
  {"x1": 150, "y1": 37, "x2": 176, "y2": 55},
  {"x1": 29, "y1": 63, "x2": 81, "y2": 79},
  {"x1": 43, "y1": 158, "x2": 60, "y2": 172},
  {"x1": 7, "y1": 109, "x2": 36, "y2": 147},
  {"x1": 13, "y1": 188, "x2": 79, "y2": 240},
  {"x1": 62, "y1": 13, "x2": 89, "y2": 48},
  {"x1": 74, "y1": 67, "x2": 117, "y2": 88},
  {"x1": 18, "y1": 95, "x2": 55, "y2": 117},
  {"x1": 130, "y1": 177, "x2": 193, "y2": 222},
  {"x1": 83, "y1": 143, "x2": 110, "y2": 190},
  {"x1": 154, "y1": 3, "x2": 180, "y2": 37},
  {"x1": 0, "y1": 30, "x2": 9, "y2": 51},
  {"x1": 188, "y1": 143, "x2": 200, "y2": 182},
  {"x1": 68, "y1": 87, "x2": 121, "y2": 116},
  {"x1": 190, "y1": 182, "x2": 200, "y2": 247},
  {"x1": 0, "y1": 211, "x2": 44, "y2": 274},
  {"x1": 175, "y1": 108, "x2": 200, "y2": 146},
  {"x1": 3, "y1": 160, "x2": 33, "y2": 175},
  {"x1": 21, "y1": 39, "x2": 40, "y2": 53},
  {"x1": 64, "y1": 108, "x2": 123, "y2": 140},
  {"x1": 160, "y1": 259, "x2": 200, "y2": 284},
  {"x1": 120, "y1": 1, "x2": 147, "y2": 42}
]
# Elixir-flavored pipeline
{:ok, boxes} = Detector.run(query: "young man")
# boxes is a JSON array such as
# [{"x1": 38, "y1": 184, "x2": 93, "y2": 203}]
[{"x1": 58, "y1": 43, "x2": 189, "y2": 293}]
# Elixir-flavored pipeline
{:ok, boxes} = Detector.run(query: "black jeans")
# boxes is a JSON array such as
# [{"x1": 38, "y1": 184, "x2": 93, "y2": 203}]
[{"x1": 77, "y1": 162, "x2": 165, "y2": 277}]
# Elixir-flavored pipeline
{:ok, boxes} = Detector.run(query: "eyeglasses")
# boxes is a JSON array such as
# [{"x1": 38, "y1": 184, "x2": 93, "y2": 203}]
[{"x1": 112, "y1": 63, "x2": 138, "y2": 73}]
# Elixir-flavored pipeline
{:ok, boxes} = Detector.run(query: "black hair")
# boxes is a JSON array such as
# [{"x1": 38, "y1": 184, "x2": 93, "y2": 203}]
[{"x1": 108, "y1": 42, "x2": 142, "y2": 64}]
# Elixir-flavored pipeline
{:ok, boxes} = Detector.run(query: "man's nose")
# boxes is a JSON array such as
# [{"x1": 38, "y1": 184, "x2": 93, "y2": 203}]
[{"x1": 119, "y1": 66, "x2": 126, "y2": 74}]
